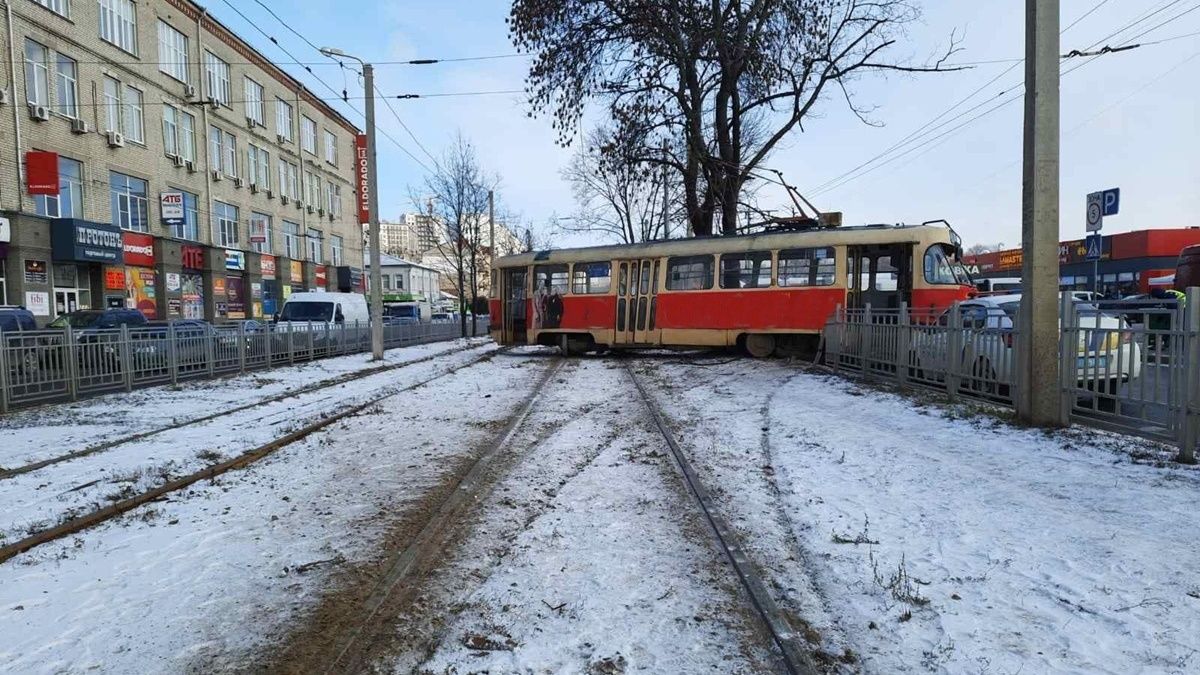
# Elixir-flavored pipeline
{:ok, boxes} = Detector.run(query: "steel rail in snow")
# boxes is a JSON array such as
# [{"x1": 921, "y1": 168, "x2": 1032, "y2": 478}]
[{"x1": 624, "y1": 362, "x2": 818, "y2": 675}]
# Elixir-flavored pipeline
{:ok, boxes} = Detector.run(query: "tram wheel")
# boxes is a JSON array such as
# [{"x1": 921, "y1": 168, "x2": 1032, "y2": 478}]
[{"x1": 744, "y1": 334, "x2": 776, "y2": 358}]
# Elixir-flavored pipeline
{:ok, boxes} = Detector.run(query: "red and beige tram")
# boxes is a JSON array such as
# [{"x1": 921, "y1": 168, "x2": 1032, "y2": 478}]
[{"x1": 489, "y1": 221, "x2": 974, "y2": 356}]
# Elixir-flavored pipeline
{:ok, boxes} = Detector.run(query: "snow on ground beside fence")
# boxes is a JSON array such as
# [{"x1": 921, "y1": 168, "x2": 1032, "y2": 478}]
[
  {"x1": 641, "y1": 358, "x2": 1200, "y2": 673},
  {"x1": 0, "y1": 352, "x2": 543, "y2": 674}
]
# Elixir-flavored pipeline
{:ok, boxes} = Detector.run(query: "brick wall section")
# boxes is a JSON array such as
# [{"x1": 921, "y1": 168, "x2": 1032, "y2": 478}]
[{"x1": 0, "y1": 0, "x2": 362, "y2": 265}]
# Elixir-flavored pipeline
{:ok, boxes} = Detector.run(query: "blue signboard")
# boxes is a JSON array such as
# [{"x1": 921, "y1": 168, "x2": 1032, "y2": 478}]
[
  {"x1": 50, "y1": 219, "x2": 122, "y2": 263},
  {"x1": 1101, "y1": 188, "x2": 1120, "y2": 216},
  {"x1": 1085, "y1": 234, "x2": 1104, "y2": 261}
]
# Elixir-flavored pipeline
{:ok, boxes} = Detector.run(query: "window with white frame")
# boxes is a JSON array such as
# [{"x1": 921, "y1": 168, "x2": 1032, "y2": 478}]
[
  {"x1": 157, "y1": 21, "x2": 188, "y2": 83},
  {"x1": 54, "y1": 53, "x2": 78, "y2": 118},
  {"x1": 122, "y1": 84, "x2": 143, "y2": 142},
  {"x1": 283, "y1": 220, "x2": 302, "y2": 259},
  {"x1": 330, "y1": 235, "x2": 344, "y2": 266},
  {"x1": 209, "y1": 125, "x2": 238, "y2": 176},
  {"x1": 247, "y1": 144, "x2": 270, "y2": 189},
  {"x1": 203, "y1": 51, "x2": 230, "y2": 105},
  {"x1": 102, "y1": 76, "x2": 120, "y2": 132},
  {"x1": 33, "y1": 0, "x2": 70, "y2": 18},
  {"x1": 23, "y1": 39, "x2": 48, "y2": 106},
  {"x1": 214, "y1": 201, "x2": 239, "y2": 248},
  {"x1": 301, "y1": 116, "x2": 316, "y2": 154},
  {"x1": 98, "y1": 0, "x2": 137, "y2": 54},
  {"x1": 34, "y1": 156, "x2": 83, "y2": 219},
  {"x1": 275, "y1": 98, "x2": 293, "y2": 141},
  {"x1": 323, "y1": 130, "x2": 337, "y2": 165},
  {"x1": 173, "y1": 190, "x2": 200, "y2": 241},
  {"x1": 163, "y1": 105, "x2": 179, "y2": 157},
  {"x1": 110, "y1": 171, "x2": 148, "y2": 232},
  {"x1": 244, "y1": 77, "x2": 264, "y2": 126},
  {"x1": 250, "y1": 212, "x2": 272, "y2": 253},
  {"x1": 278, "y1": 158, "x2": 300, "y2": 199},
  {"x1": 306, "y1": 227, "x2": 323, "y2": 263},
  {"x1": 326, "y1": 181, "x2": 342, "y2": 218},
  {"x1": 304, "y1": 170, "x2": 320, "y2": 208},
  {"x1": 178, "y1": 109, "x2": 196, "y2": 162}
]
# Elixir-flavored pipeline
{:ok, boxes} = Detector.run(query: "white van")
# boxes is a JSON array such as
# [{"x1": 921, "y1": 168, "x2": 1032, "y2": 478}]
[{"x1": 276, "y1": 292, "x2": 370, "y2": 329}]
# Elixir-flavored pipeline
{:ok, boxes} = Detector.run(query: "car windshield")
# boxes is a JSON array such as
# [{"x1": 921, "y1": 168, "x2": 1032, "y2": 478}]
[
  {"x1": 279, "y1": 301, "x2": 334, "y2": 322},
  {"x1": 48, "y1": 312, "x2": 102, "y2": 328},
  {"x1": 385, "y1": 305, "x2": 417, "y2": 318}
]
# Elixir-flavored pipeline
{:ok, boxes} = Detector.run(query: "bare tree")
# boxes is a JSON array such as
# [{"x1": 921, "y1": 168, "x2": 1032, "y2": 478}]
[
  {"x1": 966, "y1": 242, "x2": 1005, "y2": 256},
  {"x1": 510, "y1": 0, "x2": 961, "y2": 236},
  {"x1": 420, "y1": 134, "x2": 496, "y2": 337}
]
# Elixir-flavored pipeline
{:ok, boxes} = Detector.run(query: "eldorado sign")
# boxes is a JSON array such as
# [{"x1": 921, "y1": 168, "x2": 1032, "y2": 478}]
[{"x1": 356, "y1": 134, "x2": 370, "y2": 224}]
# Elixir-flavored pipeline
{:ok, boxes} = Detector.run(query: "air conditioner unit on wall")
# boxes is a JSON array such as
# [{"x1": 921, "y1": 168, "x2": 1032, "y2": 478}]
[
  {"x1": 184, "y1": 84, "x2": 197, "y2": 99},
  {"x1": 276, "y1": 133, "x2": 286, "y2": 144},
  {"x1": 0, "y1": 89, "x2": 9, "y2": 105},
  {"x1": 172, "y1": 154, "x2": 186, "y2": 167},
  {"x1": 185, "y1": 159, "x2": 197, "y2": 173},
  {"x1": 27, "y1": 104, "x2": 49, "y2": 121},
  {"x1": 70, "y1": 118, "x2": 89, "y2": 134},
  {"x1": 233, "y1": 176, "x2": 245, "y2": 188},
  {"x1": 106, "y1": 131, "x2": 125, "y2": 148},
  {"x1": 212, "y1": 169, "x2": 224, "y2": 182},
  {"x1": 265, "y1": 189, "x2": 274, "y2": 199},
  {"x1": 306, "y1": 204, "x2": 315, "y2": 214},
  {"x1": 249, "y1": 182, "x2": 259, "y2": 194},
  {"x1": 280, "y1": 194, "x2": 289, "y2": 205}
]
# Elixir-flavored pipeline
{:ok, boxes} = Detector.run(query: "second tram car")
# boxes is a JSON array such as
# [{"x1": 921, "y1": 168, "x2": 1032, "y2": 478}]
[{"x1": 490, "y1": 221, "x2": 974, "y2": 356}]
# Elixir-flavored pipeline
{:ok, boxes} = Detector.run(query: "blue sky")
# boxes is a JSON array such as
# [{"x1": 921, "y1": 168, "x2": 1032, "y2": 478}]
[{"x1": 208, "y1": 1, "x2": 1200, "y2": 248}]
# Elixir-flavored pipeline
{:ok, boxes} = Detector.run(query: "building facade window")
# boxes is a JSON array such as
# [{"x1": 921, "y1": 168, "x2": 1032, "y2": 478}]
[
  {"x1": 157, "y1": 21, "x2": 188, "y2": 83},
  {"x1": 276, "y1": 99, "x2": 293, "y2": 141},
  {"x1": 214, "y1": 201, "x2": 239, "y2": 248},
  {"x1": 326, "y1": 181, "x2": 342, "y2": 217},
  {"x1": 244, "y1": 77, "x2": 264, "y2": 126},
  {"x1": 283, "y1": 221, "x2": 302, "y2": 259},
  {"x1": 250, "y1": 212, "x2": 272, "y2": 253},
  {"x1": 204, "y1": 51, "x2": 230, "y2": 105},
  {"x1": 102, "y1": 76, "x2": 120, "y2": 132},
  {"x1": 123, "y1": 84, "x2": 143, "y2": 142},
  {"x1": 209, "y1": 126, "x2": 238, "y2": 176},
  {"x1": 33, "y1": 0, "x2": 70, "y2": 18},
  {"x1": 247, "y1": 144, "x2": 270, "y2": 189},
  {"x1": 306, "y1": 227, "x2": 322, "y2": 262},
  {"x1": 163, "y1": 106, "x2": 196, "y2": 161},
  {"x1": 323, "y1": 130, "x2": 337, "y2": 165},
  {"x1": 301, "y1": 116, "x2": 316, "y2": 154},
  {"x1": 23, "y1": 39, "x2": 49, "y2": 106},
  {"x1": 54, "y1": 53, "x2": 78, "y2": 118},
  {"x1": 98, "y1": 0, "x2": 137, "y2": 54},
  {"x1": 173, "y1": 190, "x2": 200, "y2": 241},
  {"x1": 330, "y1": 235, "x2": 344, "y2": 266},
  {"x1": 34, "y1": 156, "x2": 83, "y2": 219},
  {"x1": 110, "y1": 171, "x2": 148, "y2": 232},
  {"x1": 305, "y1": 170, "x2": 320, "y2": 208}
]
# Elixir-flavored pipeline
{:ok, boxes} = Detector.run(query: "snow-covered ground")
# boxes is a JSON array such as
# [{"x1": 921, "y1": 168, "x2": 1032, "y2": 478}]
[
  {"x1": 0, "y1": 348, "x2": 543, "y2": 673},
  {"x1": 637, "y1": 357, "x2": 1200, "y2": 673}
]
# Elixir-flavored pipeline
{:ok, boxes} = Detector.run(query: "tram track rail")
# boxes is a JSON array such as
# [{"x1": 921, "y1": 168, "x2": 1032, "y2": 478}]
[
  {"x1": 0, "y1": 346, "x2": 512, "y2": 566},
  {"x1": 623, "y1": 362, "x2": 818, "y2": 675},
  {"x1": 0, "y1": 341, "x2": 490, "y2": 482}
]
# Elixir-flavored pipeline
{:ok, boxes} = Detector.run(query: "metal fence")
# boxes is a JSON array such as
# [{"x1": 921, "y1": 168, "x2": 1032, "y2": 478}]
[
  {"x1": 823, "y1": 290, "x2": 1200, "y2": 463},
  {"x1": 0, "y1": 318, "x2": 490, "y2": 413}
]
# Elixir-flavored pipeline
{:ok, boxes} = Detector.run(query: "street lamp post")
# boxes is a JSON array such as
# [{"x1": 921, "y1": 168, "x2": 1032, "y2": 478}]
[{"x1": 321, "y1": 46, "x2": 383, "y2": 360}]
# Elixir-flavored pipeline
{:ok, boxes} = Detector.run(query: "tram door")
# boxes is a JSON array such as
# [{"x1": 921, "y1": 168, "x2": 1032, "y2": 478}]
[
  {"x1": 847, "y1": 244, "x2": 912, "y2": 311},
  {"x1": 503, "y1": 268, "x2": 528, "y2": 344},
  {"x1": 614, "y1": 259, "x2": 661, "y2": 345}
]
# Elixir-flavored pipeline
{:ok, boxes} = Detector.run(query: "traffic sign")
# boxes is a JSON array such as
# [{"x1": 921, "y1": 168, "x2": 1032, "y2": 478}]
[
  {"x1": 1085, "y1": 234, "x2": 1103, "y2": 261},
  {"x1": 1086, "y1": 192, "x2": 1103, "y2": 232},
  {"x1": 1102, "y1": 187, "x2": 1120, "y2": 216}
]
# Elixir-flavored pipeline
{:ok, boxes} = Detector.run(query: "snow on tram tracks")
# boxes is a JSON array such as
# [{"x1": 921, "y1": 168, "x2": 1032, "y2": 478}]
[{"x1": 0, "y1": 342, "x2": 502, "y2": 561}]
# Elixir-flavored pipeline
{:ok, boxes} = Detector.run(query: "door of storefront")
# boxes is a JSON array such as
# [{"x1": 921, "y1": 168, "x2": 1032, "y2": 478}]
[
  {"x1": 54, "y1": 289, "x2": 79, "y2": 314},
  {"x1": 52, "y1": 263, "x2": 92, "y2": 313}
]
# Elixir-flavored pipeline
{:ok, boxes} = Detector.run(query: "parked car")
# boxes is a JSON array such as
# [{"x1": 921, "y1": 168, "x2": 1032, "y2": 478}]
[
  {"x1": 46, "y1": 308, "x2": 148, "y2": 331},
  {"x1": 0, "y1": 306, "x2": 40, "y2": 377},
  {"x1": 430, "y1": 312, "x2": 453, "y2": 324},
  {"x1": 42, "y1": 309, "x2": 150, "y2": 371},
  {"x1": 275, "y1": 292, "x2": 369, "y2": 329},
  {"x1": 140, "y1": 320, "x2": 218, "y2": 370},
  {"x1": 0, "y1": 306, "x2": 36, "y2": 333},
  {"x1": 912, "y1": 294, "x2": 1142, "y2": 395}
]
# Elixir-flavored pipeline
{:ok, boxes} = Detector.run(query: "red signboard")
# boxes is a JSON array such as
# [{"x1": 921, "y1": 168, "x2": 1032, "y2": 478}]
[
  {"x1": 260, "y1": 254, "x2": 276, "y2": 279},
  {"x1": 26, "y1": 151, "x2": 59, "y2": 195},
  {"x1": 122, "y1": 232, "x2": 155, "y2": 267},
  {"x1": 315, "y1": 265, "x2": 327, "y2": 288},
  {"x1": 104, "y1": 267, "x2": 126, "y2": 291},
  {"x1": 356, "y1": 134, "x2": 370, "y2": 224},
  {"x1": 181, "y1": 245, "x2": 204, "y2": 269}
]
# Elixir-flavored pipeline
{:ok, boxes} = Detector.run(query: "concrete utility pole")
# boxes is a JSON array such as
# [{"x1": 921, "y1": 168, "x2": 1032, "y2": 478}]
[
  {"x1": 1017, "y1": 0, "x2": 1062, "y2": 426},
  {"x1": 488, "y1": 189, "x2": 495, "y2": 320}
]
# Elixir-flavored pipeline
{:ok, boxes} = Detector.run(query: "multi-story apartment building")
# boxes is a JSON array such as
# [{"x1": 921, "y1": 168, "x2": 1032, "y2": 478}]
[{"x1": 0, "y1": 0, "x2": 363, "y2": 324}]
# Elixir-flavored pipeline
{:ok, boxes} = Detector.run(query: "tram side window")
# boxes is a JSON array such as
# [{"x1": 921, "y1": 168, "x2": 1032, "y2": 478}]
[
  {"x1": 778, "y1": 247, "x2": 836, "y2": 287},
  {"x1": 719, "y1": 252, "x2": 773, "y2": 289},
  {"x1": 666, "y1": 255, "x2": 714, "y2": 291},
  {"x1": 571, "y1": 261, "x2": 612, "y2": 294},
  {"x1": 533, "y1": 264, "x2": 569, "y2": 294},
  {"x1": 924, "y1": 244, "x2": 961, "y2": 285}
]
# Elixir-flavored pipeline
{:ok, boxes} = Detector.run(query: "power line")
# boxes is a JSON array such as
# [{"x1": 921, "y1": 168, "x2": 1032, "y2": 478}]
[{"x1": 374, "y1": 83, "x2": 438, "y2": 165}]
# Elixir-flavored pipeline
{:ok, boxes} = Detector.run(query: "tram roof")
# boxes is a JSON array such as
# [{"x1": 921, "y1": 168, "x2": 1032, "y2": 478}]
[{"x1": 495, "y1": 222, "x2": 957, "y2": 268}]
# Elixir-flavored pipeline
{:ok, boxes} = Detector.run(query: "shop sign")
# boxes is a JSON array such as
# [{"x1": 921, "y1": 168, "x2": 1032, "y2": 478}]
[
  {"x1": 25, "y1": 291, "x2": 50, "y2": 316},
  {"x1": 260, "y1": 254, "x2": 276, "y2": 279},
  {"x1": 315, "y1": 265, "x2": 327, "y2": 288},
  {"x1": 26, "y1": 151, "x2": 59, "y2": 195},
  {"x1": 336, "y1": 266, "x2": 363, "y2": 292},
  {"x1": 160, "y1": 191, "x2": 185, "y2": 225},
  {"x1": 356, "y1": 134, "x2": 370, "y2": 224},
  {"x1": 181, "y1": 245, "x2": 204, "y2": 269},
  {"x1": 50, "y1": 219, "x2": 122, "y2": 263},
  {"x1": 227, "y1": 277, "x2": 246, "y2": 319},
  {"x1": 0, "y1": 216, "x2": 10, "y2": 243},
  {"x1": 250, "y1": 282, "x2": 262, "y2": 300},
  {"x1": 166, "y1": 272, "x2": 181, "y2": 292},
  {"x1": 998, "y1": 250, "x2": 1023, "y2": 270},
  {"x1": 213, "y1": 277, "x2": 227, "y2": 296},
  {"x1": 104, "y1": 266, "x2": 126, "y2": 290},
  {"x1": 225, "y1": 249, "x2": 246, "y2": 271},
  {"x1": 122, "y1": 232, "x2": 155, "y2": 266},
  {"x1": 167, "y1": 298, "x2": 182, "y2": 316},
  {"x1": 126, "y1": 268, "x2": 157, "y2": 319},
  {"x1": 24, "y1": 259, "x2": 48, "y2": 284},
  {"x1": 290, "y1": 260, "x2": 302, "y2": 283}
]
